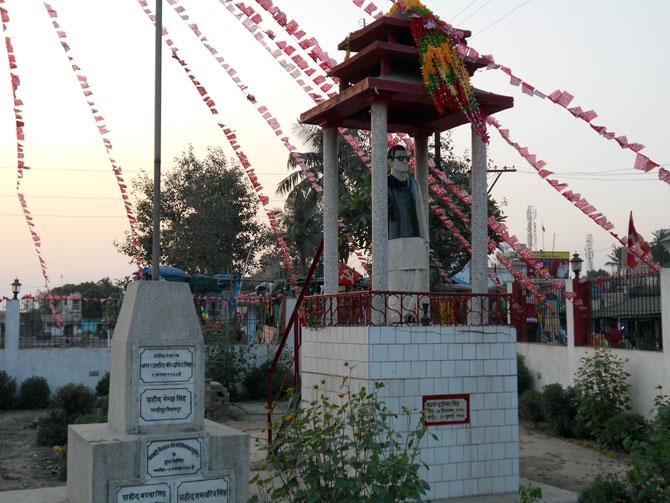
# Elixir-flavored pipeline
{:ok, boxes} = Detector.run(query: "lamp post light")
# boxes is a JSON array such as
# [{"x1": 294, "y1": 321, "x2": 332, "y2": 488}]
[
  {"x1": 11, "y1": 278, "x2": 21, "y2": 300},
  {"x1": 570, "y1": 253, "x2": 583, "y2": 279}
]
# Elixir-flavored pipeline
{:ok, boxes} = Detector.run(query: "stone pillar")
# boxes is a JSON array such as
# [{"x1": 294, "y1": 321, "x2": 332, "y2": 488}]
[
  {"x1": 471, "y1": 125, "x2": 488, "y2": 295},
  {"x1": 371, "y1": 102, "x2": 388, "y2": 291},
  {"x1": 4, "y1": 299, "x2": 19, "y2": 369},
  {"x1": 414, "y1": 135, "x2": 430, "y2": 242},
  {"x1": 323, "y1": 127, "x2": 339, "y2": 295},
  {"x1": 470, "y1": 125, "x2": 488, "y2": 324}
]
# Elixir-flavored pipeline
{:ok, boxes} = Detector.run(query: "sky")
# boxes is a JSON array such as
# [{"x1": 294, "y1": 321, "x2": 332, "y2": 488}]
[{"x1": 1, "y1": 0, "x2": 669, "y2": 299}]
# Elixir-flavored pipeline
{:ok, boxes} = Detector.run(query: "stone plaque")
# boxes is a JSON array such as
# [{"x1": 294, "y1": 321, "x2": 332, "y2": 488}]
[
  {"x1": 423, "y1": 394, "x2": 470, "y2": 425},
  {"x1": 140, "y1": 347, "x2": 194, "y2": 384},
  {"x1": 146, "y1": 437, "x2": 202, "y2": 478},
  {"x1": 115, "y1": 482, "x2": 170, "y2": 503},
  {"x1": 139, "y1": 387, "x2": 193, "y2": 424},
  {"x1": 176, "y1": 477, "x2": 230, "y2": 502}
]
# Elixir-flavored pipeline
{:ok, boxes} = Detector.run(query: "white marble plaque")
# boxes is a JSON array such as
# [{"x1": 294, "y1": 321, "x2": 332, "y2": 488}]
[
  {"x1": 140, "y1": 347, "x2": 194, "y2": 384},
  {"x1": 176, "y1": 477, "x2": 229, "y2": 502},
  {"x1": 139, "y1": 387, "x2": 193, "y2": 424},
  {"x1": 146, "y1": 438, "x2": 202, "y2": 478},
  {"x1": 423, "y1": 394, "x2": 470, "y2": 425},
  {"x1": 115, "y1": 483, "x2": 170, "y2": 503}
]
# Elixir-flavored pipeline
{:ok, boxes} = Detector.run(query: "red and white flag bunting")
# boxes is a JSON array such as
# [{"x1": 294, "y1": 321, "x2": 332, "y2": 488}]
[
  {"x1": 137, "y1": 0, "x2": 300, "y2": 288},
  {"x1": 42, "y1": 2, "x2": 144, "y2": 275},
  {"x1": 2, "y1": 1, "x2": 63, "y2": 326}
]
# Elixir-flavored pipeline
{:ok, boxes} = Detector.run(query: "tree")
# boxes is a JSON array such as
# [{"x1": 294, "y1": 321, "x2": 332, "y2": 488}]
[
  {"x1": 117, "y1": 146, "x2": 264, "y2": 275},
  {"x1": 651, "y1": 229, "x2": 670, "y2": 267},
  {"x1": 605, "y1": 246, "x2": 625, "y2": 275},
  {"x1": 277, "y1": 126, "x2": 507, "y2": 284},
  {"x1": 585, "y1": 268, "x2": 610, "y2": 279}
]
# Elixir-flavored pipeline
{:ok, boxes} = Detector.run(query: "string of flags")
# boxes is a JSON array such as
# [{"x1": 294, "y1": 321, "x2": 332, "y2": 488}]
[
  {"x1": 136, "y1": 0, "x2": 299, "y2": 289},
  {"x1": 1, "y1": 0, "x2": 62, "y2": 326},
  {"x1": 166, "y1": 0, "x2": 370, "y2": 275},
  {"x1": 42, "y1": 2, "x2": 145, "y2": 275}
]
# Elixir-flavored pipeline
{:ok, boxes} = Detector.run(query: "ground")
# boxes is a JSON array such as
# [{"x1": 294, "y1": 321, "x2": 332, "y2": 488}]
[{"x1": 0, "y1": 404, "x2": 628, "y2": 494}]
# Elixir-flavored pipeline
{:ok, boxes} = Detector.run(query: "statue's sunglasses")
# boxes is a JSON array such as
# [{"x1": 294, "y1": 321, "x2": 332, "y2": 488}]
[{"x1": 393, "y1": 155, "x2": 410, "y2": 162}]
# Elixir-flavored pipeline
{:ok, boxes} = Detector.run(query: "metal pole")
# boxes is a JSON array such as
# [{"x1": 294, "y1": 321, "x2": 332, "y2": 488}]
[
  {"x1": 152, "y1": 0, "x2": 163, "y2": 281},
  {"x1": 434, "y1": 131, "x2": 441, "y2": 169}
]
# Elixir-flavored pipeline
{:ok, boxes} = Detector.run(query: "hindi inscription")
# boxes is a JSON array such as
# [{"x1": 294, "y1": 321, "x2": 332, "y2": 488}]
[
  {"x1": 115, "y1": 483, "x2": 170, "y2": 503},
  {"x1": 177, "y1": 477, "x2": 230, "y2": 502},
  {"x1": 423, "y1": 394, "x2": 470, "y2": 425},
  {"x1": 146, "y1": 437, "x2": 202, "y2": 478},
  {"x1": 140, "y1": 347, "x2": 194, "y2": 384},
  {"x1": 139, "y1": 387, "x2": 193, "y2": 424}
]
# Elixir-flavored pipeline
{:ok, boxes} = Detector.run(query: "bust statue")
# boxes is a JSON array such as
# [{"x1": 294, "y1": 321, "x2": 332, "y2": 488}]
[{"x1": 386, "y1": 146, "x2": 430, "y2": 320}]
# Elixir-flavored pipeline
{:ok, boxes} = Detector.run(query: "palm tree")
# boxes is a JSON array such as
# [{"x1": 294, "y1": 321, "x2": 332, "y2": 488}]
[
  {"x1": 605, "y1": 246, "x2": 625, "y2": 275},
  {"x1": 651, "y1": 229, "x2": 670, "y2": 267}
]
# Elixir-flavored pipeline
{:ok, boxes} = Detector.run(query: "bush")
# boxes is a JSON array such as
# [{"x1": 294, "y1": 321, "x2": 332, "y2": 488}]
[
  {"x1": 251, "y1": 381, "x2": 431, "y2": 502},
  {"x1": 74, "y1": 413, "x2": 107, "y2": 424},
  {"x1": 598, "y1": 413, "x2": 648, "y2": 452},
  {"x1": 517, "y1": 354, "x2": 533, "y2": 395},
  {"x1": 542, "y1": 383, "x2": 577, "y2": 437},
  {"x1": 626, "y1": 405, "x2": 670, "y2": 501},
  {"x1": 578, "y1": 475, "x2": 632, "y2": 503},
  {"x1": 244, "y1": 353, "x2": 293, "y2": 401},
  {"x1": 37, "y1": 409, "x2": 70, "y2": 447},
  {"x1": 519, "y1": 389, "x2": 544, "y2": 424},
  {"x1": 0, "y1": 370, "x2": 17, "y2": 410},
  {"x1": 52, "y1": 383, "x2": 97, "y2": 418},
  {"x1": 205, "y1": 336, "x2": 255, "y2": 401},
  {"x1": 95, "y1": 372, "x2": 110, "y2": 397},
  {"x1": 574, "y1": 350, "x2": 631, "y2": 439},
  {"x1": 18, "y1": 376, "x2": 51, "y2": 409}
]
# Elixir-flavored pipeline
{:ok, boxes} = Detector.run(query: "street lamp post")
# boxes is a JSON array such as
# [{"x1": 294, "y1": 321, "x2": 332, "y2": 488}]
[
  {"x1": 570, "y1": 252, "x2": 584, "y2": 279},
  {"x1": 11, "y1": 278, "x2": 21, "y2": 300}
]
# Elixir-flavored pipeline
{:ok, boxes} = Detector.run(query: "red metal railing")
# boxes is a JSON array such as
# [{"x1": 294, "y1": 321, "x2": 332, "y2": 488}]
[{"x1": 302, "y1": 291, "x2": 511, "y2": 327}]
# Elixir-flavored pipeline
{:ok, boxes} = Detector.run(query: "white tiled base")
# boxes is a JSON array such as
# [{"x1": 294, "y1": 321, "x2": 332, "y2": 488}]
[{"x1": 301, "y1": 325, "x2": 519, "y2": 500}]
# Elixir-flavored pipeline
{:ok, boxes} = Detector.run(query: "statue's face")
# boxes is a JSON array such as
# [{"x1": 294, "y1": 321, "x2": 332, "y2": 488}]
[{"x1": 390, "y1": 150, "x2": 410, "y2": 174}]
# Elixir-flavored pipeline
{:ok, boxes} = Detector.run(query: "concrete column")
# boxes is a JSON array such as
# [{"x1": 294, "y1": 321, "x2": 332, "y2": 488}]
[
  {"x1": 371, "y1": 102, "x2": 388, "y2": 291},
  {"x1": 414, "y1": 134, "x2": 430, "y2": 242},
  {"x1": 566, "y1": 280, "x2": 575, "y2": 348},
  {"x1": 323, "y1": 127, "x2": 339, "y2": 295},
  {"x1": 661, "y1": 269, "x2": 670, "y2": 353},
  {"x1": 4, "y1": 299, "x2": 20, "y2": 375},
  {"x1": 471, "y1": 125, "x2": 488, "y2": 295}
]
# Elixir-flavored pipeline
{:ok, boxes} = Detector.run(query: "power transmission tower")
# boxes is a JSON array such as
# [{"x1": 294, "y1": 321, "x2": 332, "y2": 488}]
[{"x1": 526, "y1": 205, "x2": 537, "y2": 250}]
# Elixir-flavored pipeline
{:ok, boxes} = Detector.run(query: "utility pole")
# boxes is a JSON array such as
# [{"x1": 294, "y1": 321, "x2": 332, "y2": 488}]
[
  {"x1": 152, "y1": 0, "x2": 163, "y2": 280},
  {"x1": 487, "y1": 165, "x2": 516, "y2": 194}
]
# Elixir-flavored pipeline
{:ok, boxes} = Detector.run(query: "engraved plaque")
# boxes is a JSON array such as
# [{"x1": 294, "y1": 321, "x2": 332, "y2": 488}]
[
  {"x1": 423, "y1": 394, "x2": 470, "y2": 425},
  {"x1": 176, "y1": 477, "x2": 230, "y2": 502},
  {"x1": 146, "y1": 438, "x2": 202, "y2": 478},
  {"x1": 139, "y1": 387, "x2": 193, "y2": 424},
  {"x1": 115, "y1": 483, "x2": 170, "y2": 503},
  {"x1": 140, "y1": 347, "x2": 194, "y2": 384}
]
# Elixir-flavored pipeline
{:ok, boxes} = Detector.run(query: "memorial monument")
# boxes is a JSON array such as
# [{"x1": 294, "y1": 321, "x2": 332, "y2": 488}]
[
  {"x1": 298, "y1": 2, "x2": 520, "y2": 499},
  {"x1": 67, "y1": 281, "x2": 249, "y2": 503}
]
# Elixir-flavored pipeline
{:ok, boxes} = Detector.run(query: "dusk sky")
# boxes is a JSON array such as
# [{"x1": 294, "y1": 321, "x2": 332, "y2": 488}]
[{"x1": 1, "y1": 0, "x2": 669, "y2": 298}]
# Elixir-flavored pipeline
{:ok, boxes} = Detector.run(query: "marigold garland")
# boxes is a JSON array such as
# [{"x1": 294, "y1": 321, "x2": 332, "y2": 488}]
[{"x1": 390, "y1": 0, "x2": 489, "y2": 142}]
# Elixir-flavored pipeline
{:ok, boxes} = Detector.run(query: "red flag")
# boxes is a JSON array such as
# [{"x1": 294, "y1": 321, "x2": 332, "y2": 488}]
[{"x1": 627, "y1": 211, "x2": 651, "y2": 268}]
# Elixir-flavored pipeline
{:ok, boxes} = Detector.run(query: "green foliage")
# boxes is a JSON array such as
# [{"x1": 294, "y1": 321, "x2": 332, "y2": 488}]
[
  {"x1": 597, "y1": 413, "x2": 648, "y2": 452},
  {"x1": 0, "y1": 370, "x2": 17, "y2": 410},
  {"x1": 244, "y1": 358, "x2": 290, "y2": 401},
  {"x1": 517, "y1": 354, "x2": 533, "y2": 395},
  {"x1": 574, "y1": 350, "x2": 631, "y2": 439},
  {"x1": 519, "y1": 390, "x2": 544, "y2": 424},
  {"x1": 36, "y1": 409, "x2": 70, "y2": 447},
  {"x1": 95, "y1": 372, "x2": 110, "y2": 397},
  {"x1": 51, "y1": 278, "x2": 122, "y2": 318},
  {"x1": 52, "y1": 383, "x2": 97, "y2": 418},
  {"x1": 74, "y1": 413, "x2": 107, "y2": 424},
  {"x1": 542, "y1": 384, "x2": 577, "y2": 437},
  {"x1": 205, "y1": 333, "x2": 255, "y2": 401},
  {"x1": 626, "y1": 405, "x2": 670, "y2": 501},
  {"x1": 518, "y1": 483, "x2": 543, "y2": 503},
  {"x1": 251, "y1": 381, "x2": 432, "y2": 502},
  {"x1": 578, "y1": 475, "x2": 632, "y2": 503},
  {"x1": 18, "y1": 376, "x2": 51, "y2": 409},
  {"x1": 118, "y1": 146, "x2": 263, "y2": 275}
]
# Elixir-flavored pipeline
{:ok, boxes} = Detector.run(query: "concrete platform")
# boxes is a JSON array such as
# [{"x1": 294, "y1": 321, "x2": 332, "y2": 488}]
[{"x1": 0, "y1": 478, "x2": 579, "y2": 503}]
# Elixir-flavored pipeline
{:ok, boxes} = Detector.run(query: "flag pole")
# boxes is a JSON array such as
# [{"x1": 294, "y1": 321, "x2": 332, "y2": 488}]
[{"x1": 152, "y1": 0, "x2": 163, "y2": 280}]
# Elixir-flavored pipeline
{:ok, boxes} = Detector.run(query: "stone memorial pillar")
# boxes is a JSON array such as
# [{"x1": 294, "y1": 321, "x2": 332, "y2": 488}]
[
  {"x1": 67, "y1": 281, "x2": 249, "y2": 503},
  {"x1": 323, "y1": 126, "x2": 339, "y2": 295}
]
